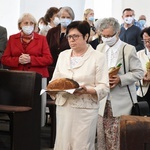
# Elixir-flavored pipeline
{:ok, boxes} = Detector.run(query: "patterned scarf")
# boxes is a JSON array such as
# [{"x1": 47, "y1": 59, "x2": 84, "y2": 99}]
[{"x1": 21, "y1": 32, "x2": 34, "y2": 50}]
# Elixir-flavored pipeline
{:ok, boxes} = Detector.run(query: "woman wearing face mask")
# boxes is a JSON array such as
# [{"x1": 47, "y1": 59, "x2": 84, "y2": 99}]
[
  {"x1": 37, "y1": 17, "x2": 48, "y2": 33},
  {"x1": 96, "y1": 17, "x2": 144, "y2": 150},
  {"x1": 39, "y1": 7, "x2": 60, "y2": 36},
  {"x1": 83, "y1": 8, "x2": 99, "y2": 49},
  {"x1": 46, "y1": 6, "x2": 75, "y2": 79},
  {"x1": 49, "y1": 20, "x2": 109, "y2": 150},
  {"x1": 1, "y1": 13, "x2": 53, "y2": 127}
]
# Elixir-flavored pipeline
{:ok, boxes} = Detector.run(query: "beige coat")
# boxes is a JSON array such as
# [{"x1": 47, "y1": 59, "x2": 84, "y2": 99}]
[
  {"x1": 137, "y1": 49, "x2": 150, "y2": 96},
  {"x1": 96, "y1": 42, "x2": 144, "y2": 117},
  {"x1": 51, "y1": 44, "x2": 110, "y2": 109}
]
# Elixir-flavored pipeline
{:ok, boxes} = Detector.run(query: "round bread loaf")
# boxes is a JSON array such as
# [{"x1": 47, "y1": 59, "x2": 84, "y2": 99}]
[{"x1": 47, "y1": 78, "x2": 79, "y2": 90}]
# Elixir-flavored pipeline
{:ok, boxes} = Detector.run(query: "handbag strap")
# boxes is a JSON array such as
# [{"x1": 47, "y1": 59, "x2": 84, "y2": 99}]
[
  {"x1": 139, "y1": 80, "x2": 144, "y2": 97},
  {"x1": 122, "y1": 45, "x2": 135, "y2": 105}
]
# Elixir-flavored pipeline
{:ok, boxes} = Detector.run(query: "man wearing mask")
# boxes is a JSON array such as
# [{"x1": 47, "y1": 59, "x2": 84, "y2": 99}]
[
  {"x1": 138, "y1": 15, "x2": 148, "y2": 30},
  {"x1": 119, "y1": 8, "x2": 144, "y2": 51},
  {"x1": 0, "y1": 25, "x2": 7, "y2": 68}
]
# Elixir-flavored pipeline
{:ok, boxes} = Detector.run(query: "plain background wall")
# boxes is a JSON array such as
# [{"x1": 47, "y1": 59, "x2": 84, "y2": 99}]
[{"x1": 0, "y1": 0, "x2": 150, "y2": 38}]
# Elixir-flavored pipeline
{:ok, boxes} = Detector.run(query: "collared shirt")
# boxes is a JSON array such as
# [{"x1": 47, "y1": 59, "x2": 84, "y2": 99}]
[
  {"x1": 146, "y1": 47, "x2": 150, "y2": 59},
  {"x1": 105, "y1": 39, "x2": 122, "y2": 69}
]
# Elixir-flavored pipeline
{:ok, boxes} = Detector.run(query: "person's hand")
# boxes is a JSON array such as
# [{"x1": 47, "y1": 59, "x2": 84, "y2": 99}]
[
  {"x1": 109, "y1": 75, "x2": 120, "y2": 89},
  {"x1": 73, "y1": 85, "x2": 96, "y2": 96},
  {"x1": 143, "y1": 72, "x2": 150, "y2": 82},
  {"x1": 47, "y1": 91, "x2": 58, "y2": 100},
  {"x1": 73, "y1": 85, "x2": 87, "y2": 96},
  {"x1": 19, "y1": 53, "x2": 31, "y2": 64}
]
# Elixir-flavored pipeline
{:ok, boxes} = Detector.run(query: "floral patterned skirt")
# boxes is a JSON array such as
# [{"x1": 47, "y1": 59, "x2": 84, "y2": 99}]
[{"x1": 97, "y1": 100, "x2": 120, "y2": 150}]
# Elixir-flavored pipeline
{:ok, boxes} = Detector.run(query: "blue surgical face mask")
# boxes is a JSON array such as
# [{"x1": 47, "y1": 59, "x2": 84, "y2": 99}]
[
  {"x1": 88, "y1": 16, "x2": 94, "y2": 22},
  {"x1": 60, "y1": 18, "x2": 72, "y2": 28},
  {"x1": 139, "y1": 20, "x2": 146, "y2": 26}
]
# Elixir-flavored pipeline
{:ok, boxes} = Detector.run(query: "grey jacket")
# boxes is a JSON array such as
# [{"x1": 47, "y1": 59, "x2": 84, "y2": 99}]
[
  {"x1": 0, "y1": 26, "x2": 7, "y2": 68},
  {"x1": 96, "y1": 41, "x2": 144, "y2": 117}
]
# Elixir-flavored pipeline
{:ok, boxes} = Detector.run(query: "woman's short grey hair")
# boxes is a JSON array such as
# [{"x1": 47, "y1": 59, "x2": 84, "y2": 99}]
[
  {"x1": 99, "y1": 17, "x2": 120, "y2": 33},
  {"x1": 18, "y1": 13, "x2": 37, "y2": 30},
  {"x1": 58, "y1": 6, "x2": 75, "y2": 20},
  {"x1": 94, "y1": 19, "x2": 102, "y2": 30}
]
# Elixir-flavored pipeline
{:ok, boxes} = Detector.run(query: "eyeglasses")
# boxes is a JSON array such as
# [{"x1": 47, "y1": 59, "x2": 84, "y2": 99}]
[
  {"x1": 66, "y1": 34, "x2": 82, "y2": 40},
  {"x1": 142, "y1": 40, "x2": 150, "y2": 44},
  {"x1": 101, "y1": 32, "x2": 116, "y2": 38}
]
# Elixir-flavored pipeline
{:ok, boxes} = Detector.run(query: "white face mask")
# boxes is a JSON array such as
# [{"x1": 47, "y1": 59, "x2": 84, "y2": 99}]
[
  {"x1": 38, "y1": 24, "x2": 46, "y2": 30},
  {"x1": 22, "y1": 26, "x2": 34, "y2": 35},
  {"x1": 53, "y1": 17, "x2": 60, "y2": 26},
  {"x1": 102, "y1": 34, "x2": 118, "y2": 46},
  {"x1": 60, "y1": 18, "x2": 72, "y2": 28},
  {"x1": 124, "y1": 17, "x2": 133, "y2": 24}
]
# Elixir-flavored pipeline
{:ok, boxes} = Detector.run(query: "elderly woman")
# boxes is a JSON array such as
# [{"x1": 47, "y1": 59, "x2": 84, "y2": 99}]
[
  {"x1": 46, "y1": 6, "x2": 75, "y2": 69},
  {"x1": 49, "y1": 21, "x2": 109, "y2": 150},
  {"x1": 1, "y1": 13, "x2": 53, "y2": 126},
  {"x1": 137, "y1": 27, "x2": 150, "y2": 108},
  {"x1": 96, "y1": 17, "x2": 144, "y2": 150}
]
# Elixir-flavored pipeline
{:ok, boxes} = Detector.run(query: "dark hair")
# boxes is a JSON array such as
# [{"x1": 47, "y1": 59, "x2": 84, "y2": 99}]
[
  {"x1": 140, "y1": 27, "x2": 150, "y2": 38},
  {"x1": 38, "y1": 17, "x2": 48, "y2": 25},
  {"x1": 122, "y1": 8, "x2": 133, "y2": 14},
  {"x1": 44, "y1": 7, "x2": 59, "y2": 23},
  {"x1": 66, "y1": 21, "x2": 90, "y2": 42}
]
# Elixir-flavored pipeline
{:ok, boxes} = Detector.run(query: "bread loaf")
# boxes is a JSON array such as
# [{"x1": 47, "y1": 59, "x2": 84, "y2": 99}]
[{"x1": 47, "y1": 78, "x2": 79, "y2": 90}]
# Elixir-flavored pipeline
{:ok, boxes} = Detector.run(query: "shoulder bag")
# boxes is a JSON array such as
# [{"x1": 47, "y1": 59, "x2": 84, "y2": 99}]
[{"x1": 122, "y1": 45, "x2": 150, "y2": 116}]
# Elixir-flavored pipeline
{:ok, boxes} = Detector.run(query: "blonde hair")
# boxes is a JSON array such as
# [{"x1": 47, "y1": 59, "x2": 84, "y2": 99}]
[
  {"x1": 83, "y1": 8, "x2": 94, "y2": 21},
  {"x1": 18, "y1": 13, "x2": 37, "y2": 30}
]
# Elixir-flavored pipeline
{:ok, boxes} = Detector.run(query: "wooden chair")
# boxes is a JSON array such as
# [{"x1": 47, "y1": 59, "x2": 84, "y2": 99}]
[
  {"x1": 46, "y1": 66, "x2": 56, "y2": 148},
  {"x1": 120, "y1": 115, "x2": 150, "y2": 150},
  {"x1": 0, "y1": 70, "x2": 41, "y2": 150},
  {"x1": 46, "y1": 98, "x2": 56, "y2": 148}
]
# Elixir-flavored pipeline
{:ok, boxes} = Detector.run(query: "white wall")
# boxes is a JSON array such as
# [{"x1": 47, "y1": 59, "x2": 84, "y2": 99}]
[
  {"x1": 0, "y1": 0, "x2": 150, "y2": 38},
  {"x1": 0, "y1": 0, "x2": 20, "y2": 37}
]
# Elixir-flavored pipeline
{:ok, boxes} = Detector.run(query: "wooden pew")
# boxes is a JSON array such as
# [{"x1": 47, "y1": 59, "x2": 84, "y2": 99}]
[
  {"x1": 0, "y1": 70, "x2": 41, "y2": 150},
  {"x1": 120, "y1": 115, "x2": 150, "y2": 150}
]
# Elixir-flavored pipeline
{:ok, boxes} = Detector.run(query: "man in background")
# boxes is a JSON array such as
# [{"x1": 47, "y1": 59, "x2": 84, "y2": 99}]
[
  {"x1": 0, "y1": 25, "x2": 7, "y2": 68},
  {"x1": 119, "y1": 8, "x2": 144, "y2": 51}
]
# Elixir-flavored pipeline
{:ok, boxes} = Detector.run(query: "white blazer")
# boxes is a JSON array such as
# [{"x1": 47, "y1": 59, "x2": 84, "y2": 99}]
[
  {"x1": 96, "y1": 42, "x2": 144, "y2": 117},
  {"x1": 137, "y1": 49, "x2": 150, "y2": 96},
  {"x1": 51, "y1": 44, "x2": 110, "y2": 109}
]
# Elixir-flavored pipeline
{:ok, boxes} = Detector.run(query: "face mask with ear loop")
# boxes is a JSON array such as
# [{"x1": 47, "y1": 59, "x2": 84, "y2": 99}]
[
  {"x1": 53, "y1": 17, "x2": 60, "y2": 26},
  {"x1": 124, "y1": 17, "x2": 134, "y2": 24},
  {"x1": 102, "y1": 33, "x2": 118, "y2": 47},
  {"x1": 60, "y1": 18, "x2": 72, "y2": 28},
  {"x1": 22, "y1": 26, "x2": 34, "y2": 35}
]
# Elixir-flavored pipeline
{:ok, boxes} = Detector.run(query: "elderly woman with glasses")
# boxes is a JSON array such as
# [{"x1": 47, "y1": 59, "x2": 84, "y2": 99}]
[
  {"x1": 96, "y1": 17, "x2": 144, "y2": 150},
  {"x1": 48, "y1": 20, "x2": 109, "y2": 150},
  {"x1": 137, "y1": 27, "x2": 150, "y2": 109}
]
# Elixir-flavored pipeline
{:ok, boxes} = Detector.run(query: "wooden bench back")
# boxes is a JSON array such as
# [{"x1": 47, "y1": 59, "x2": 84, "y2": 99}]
[{"x1": 0, "y1": 70, "x2": 41, "y2": 107}]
